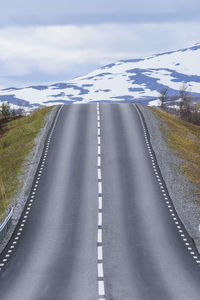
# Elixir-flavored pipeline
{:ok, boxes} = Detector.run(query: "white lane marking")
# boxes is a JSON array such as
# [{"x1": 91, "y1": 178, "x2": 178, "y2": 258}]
[
  {"x1": 0, "y1": 105, "x2": 64, "y2": 271},
  {"x1": 96, "y1": 103, "x2": 106, "y2": 298},
  {"x1": 98, "y1": 196, "x2": 102, "y2": 210},
  {"x1": 98, "y1": 169, "x2": 102, "y2": 180},
  {"x1": 98, "y1": 146, "x2": 101, "y2": 155},
  {"x1": 98, "y1": 156, "x2": 101, "y2": 167},
  {"x1": 134, "y1": 104, "x2": 200, "y2": 266},
  {"x1": 98, "y1": 281, "x2": 105, "y2": 296},
  {"x1": 98, "y1": 229, "x2": 102, "y2": 243},
  {"x1": 98, "y1": 182, "x2": 102, "y2": 194},
  {"x1": 98, "y1": 212, "x2": 102, "y2": 226},
  {"x1": 98, "y1": 263, "x2": 104, "y2": 277},
  {"x1": 98, "y1": 246, "x2": 103, "y2": 260}
]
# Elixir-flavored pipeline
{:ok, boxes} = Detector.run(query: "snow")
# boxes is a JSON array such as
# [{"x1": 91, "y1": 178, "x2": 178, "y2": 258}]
[
  {"x1": 0, "y1": 43, "x2": 199, "y2": 107},
  {"x1": 148, "y1": 100, "x2": 161, "y2": 107}
]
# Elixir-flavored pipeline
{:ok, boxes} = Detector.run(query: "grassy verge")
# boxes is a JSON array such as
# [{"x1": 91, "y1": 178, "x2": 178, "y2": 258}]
[
  {"x1": 0, "y1": 107, "x2": 53, "y2": 221},
  {"x1": 149, "y1": 107, "x2": 200, "y2": 193}
]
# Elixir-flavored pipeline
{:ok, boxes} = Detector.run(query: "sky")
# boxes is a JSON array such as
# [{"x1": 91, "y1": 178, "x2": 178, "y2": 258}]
[{"x1": 0, "y1": 0, "x2": 199, "y2": 87}]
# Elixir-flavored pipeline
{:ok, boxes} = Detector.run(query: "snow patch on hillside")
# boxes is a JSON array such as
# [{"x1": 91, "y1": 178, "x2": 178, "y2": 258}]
[{"x1": 0, "y1": 43, "x2": 200, "y2": 110}]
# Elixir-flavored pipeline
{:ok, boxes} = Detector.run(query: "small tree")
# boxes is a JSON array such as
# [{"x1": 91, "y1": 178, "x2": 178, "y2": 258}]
[
  {"x1": 191, "y1": 102, "x2": 200, "y2": 125},
  {"x1": 158, "y1": 88, "x2": 169, "y2": 110},
  {"x1": 11, "y1": 108, "x2": 16, "y2": 118},
  {"x1": 0, "y1": 102, "x2": 10, "y2": 120},
  {"x1": 178, "y1": 84, "x2": 192, "y2": 121},
  {"x1": 17, "y1": 100, "x2": 25, "y2": 116}
]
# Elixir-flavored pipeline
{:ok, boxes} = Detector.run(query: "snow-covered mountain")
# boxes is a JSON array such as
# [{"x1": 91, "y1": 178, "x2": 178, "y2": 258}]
[{"x1": 0, "y1": 43, "x2": 200, "y2": 110}]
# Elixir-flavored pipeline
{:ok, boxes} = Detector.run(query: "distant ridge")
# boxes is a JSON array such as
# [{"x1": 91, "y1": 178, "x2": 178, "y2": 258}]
[{"x1": 0, "y1": 43, "x2": 199, "y2": 111}]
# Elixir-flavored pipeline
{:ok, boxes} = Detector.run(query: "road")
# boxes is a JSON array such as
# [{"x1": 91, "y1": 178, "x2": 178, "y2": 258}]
[{"x1": 0, "y1": 103, "x2": 200, "y2": 300}]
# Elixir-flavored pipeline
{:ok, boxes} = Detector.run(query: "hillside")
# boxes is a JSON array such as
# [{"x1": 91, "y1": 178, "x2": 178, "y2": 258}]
[
  {"x1": 0, "y1": 107, "x2": 52, "y2": 220},
  {"x1": 0, "y1": 43, "x2": 200, "y2": 110}
]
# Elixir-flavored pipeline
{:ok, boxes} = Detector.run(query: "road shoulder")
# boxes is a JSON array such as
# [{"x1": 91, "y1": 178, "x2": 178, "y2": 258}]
[
  {"x1": 138, "y1": 104, "x2": 200, "y2": 252},
  {"x1": 0, "y1": 105, "x2": 60, "y2": 254}
]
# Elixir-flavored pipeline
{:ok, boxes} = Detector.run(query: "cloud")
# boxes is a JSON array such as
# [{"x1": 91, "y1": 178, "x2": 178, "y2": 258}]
[
  {"x1": 0, "y1": 0, "x2": 200, "y2": 26},
  {"x1": 0, "y1": 22, "x2": 199, "y2": 87}
]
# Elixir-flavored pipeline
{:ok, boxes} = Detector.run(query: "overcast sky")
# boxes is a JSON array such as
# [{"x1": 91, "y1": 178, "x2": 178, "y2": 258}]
[{"x1": 0, "y1": 0, "x2": 199, "y2": 87}]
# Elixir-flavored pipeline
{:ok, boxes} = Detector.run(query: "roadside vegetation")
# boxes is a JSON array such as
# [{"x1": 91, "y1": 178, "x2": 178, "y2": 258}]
[
  {"x1": 158, "y1": 84, "x2": 200, "y2": 125},
  {"x1": 0, "y1": 103, "x2": 52, "y2": 221},
  {"x1": 149, "y1": 107, "x2": 200, "y2": 196}
]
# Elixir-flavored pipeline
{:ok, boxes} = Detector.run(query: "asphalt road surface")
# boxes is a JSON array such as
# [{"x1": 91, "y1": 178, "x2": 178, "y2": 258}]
[{"x1": 0, "y1": 103, "x2": 200, "y2": 300}]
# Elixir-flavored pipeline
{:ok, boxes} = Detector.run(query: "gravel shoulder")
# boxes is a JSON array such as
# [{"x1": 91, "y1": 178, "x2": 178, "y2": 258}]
[
  {"x1": 138, "y1": 104, "x2": 200, "y2": 252},
  {"x1": 0, "y1": 105, "x2": 60, "y2": 254}
]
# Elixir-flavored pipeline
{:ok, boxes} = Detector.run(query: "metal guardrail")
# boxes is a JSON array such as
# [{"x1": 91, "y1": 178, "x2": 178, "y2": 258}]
[{"x1": 0, "y1": 208, "x2": 13, "y2": 243}]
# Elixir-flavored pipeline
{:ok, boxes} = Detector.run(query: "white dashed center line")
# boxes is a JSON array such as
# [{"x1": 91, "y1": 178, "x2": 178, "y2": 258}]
[{"x1": 96, "y1": 103, "x2": 106, "y2": 299}]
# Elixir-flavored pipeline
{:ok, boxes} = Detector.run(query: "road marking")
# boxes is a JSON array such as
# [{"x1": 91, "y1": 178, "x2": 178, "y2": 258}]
[
  {"x1": 98, "y1": 156, "x2": 101, "y2": 167},
  {"x1": 98, "y1": 263, "x2": 104, "y2": 277},
  {"x1": 98, "y1": 212, "x2": 103, "y2": 226},
  {"x1": 133, "y1": 103, "x2": 200, "y2": 266},
  {"x1": 98, "y1": 169, "x2": 102, "y2": 180},
  {"x1": 98, "y1": 182, "x2": 103, "y2": 194},
  {"x1": 0, "y1": 105, "x2": 64, "y2": 271},
  {"x1": 98, "y1": 229, "x2": 102, "y2": 243},
  {"x1": 96, "y1": 103, "x2": 106, "y2": 299},
  {"x1": 98, "y1": 246, "x2": 103, "y2": 260},
  {"x1": 98, "y1": 146, "x2": 101, "y2": 155},
  {"x1": 98, "y1": 196, "x2": 103, "y2": 210},
  {"x1": 98, "y1": 281, "x2": 105, "y2": 296}
]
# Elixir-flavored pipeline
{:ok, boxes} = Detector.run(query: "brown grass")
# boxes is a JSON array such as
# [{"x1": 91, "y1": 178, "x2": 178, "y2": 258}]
[
  {"x1": 149, "y1": 107, "x2": 200, "y2": 190},
  {"x1": 0, "y1": 107, "x2": 53, "y2": 220}
]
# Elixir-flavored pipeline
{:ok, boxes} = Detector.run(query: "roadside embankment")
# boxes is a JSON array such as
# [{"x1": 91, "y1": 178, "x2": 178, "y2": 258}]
[
  {"x1": 139, "y1": 104, "x2": 200, "y2": 252},
  {"x1": 0, "y1": 105, "x2": 60, "y2": 253}
]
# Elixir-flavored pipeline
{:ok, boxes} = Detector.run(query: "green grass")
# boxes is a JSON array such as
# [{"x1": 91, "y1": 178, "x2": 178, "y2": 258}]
[
  {"x1": 0, "y1": 107, "x2": 53, "y2": 220},
  {"x1": 149, "y1": 107, "x2": 200, "y2": 196}
]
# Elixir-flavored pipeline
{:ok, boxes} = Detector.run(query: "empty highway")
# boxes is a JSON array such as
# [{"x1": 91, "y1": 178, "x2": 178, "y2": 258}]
[{"x1": 0, "y1": 103, "x2": 200, "y2": 300}]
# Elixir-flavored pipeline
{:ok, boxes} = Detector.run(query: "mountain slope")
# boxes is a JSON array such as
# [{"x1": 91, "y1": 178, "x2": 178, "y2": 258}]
[{"x1": 0, "y1": 43, "x2": 200, "y2": 110}]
